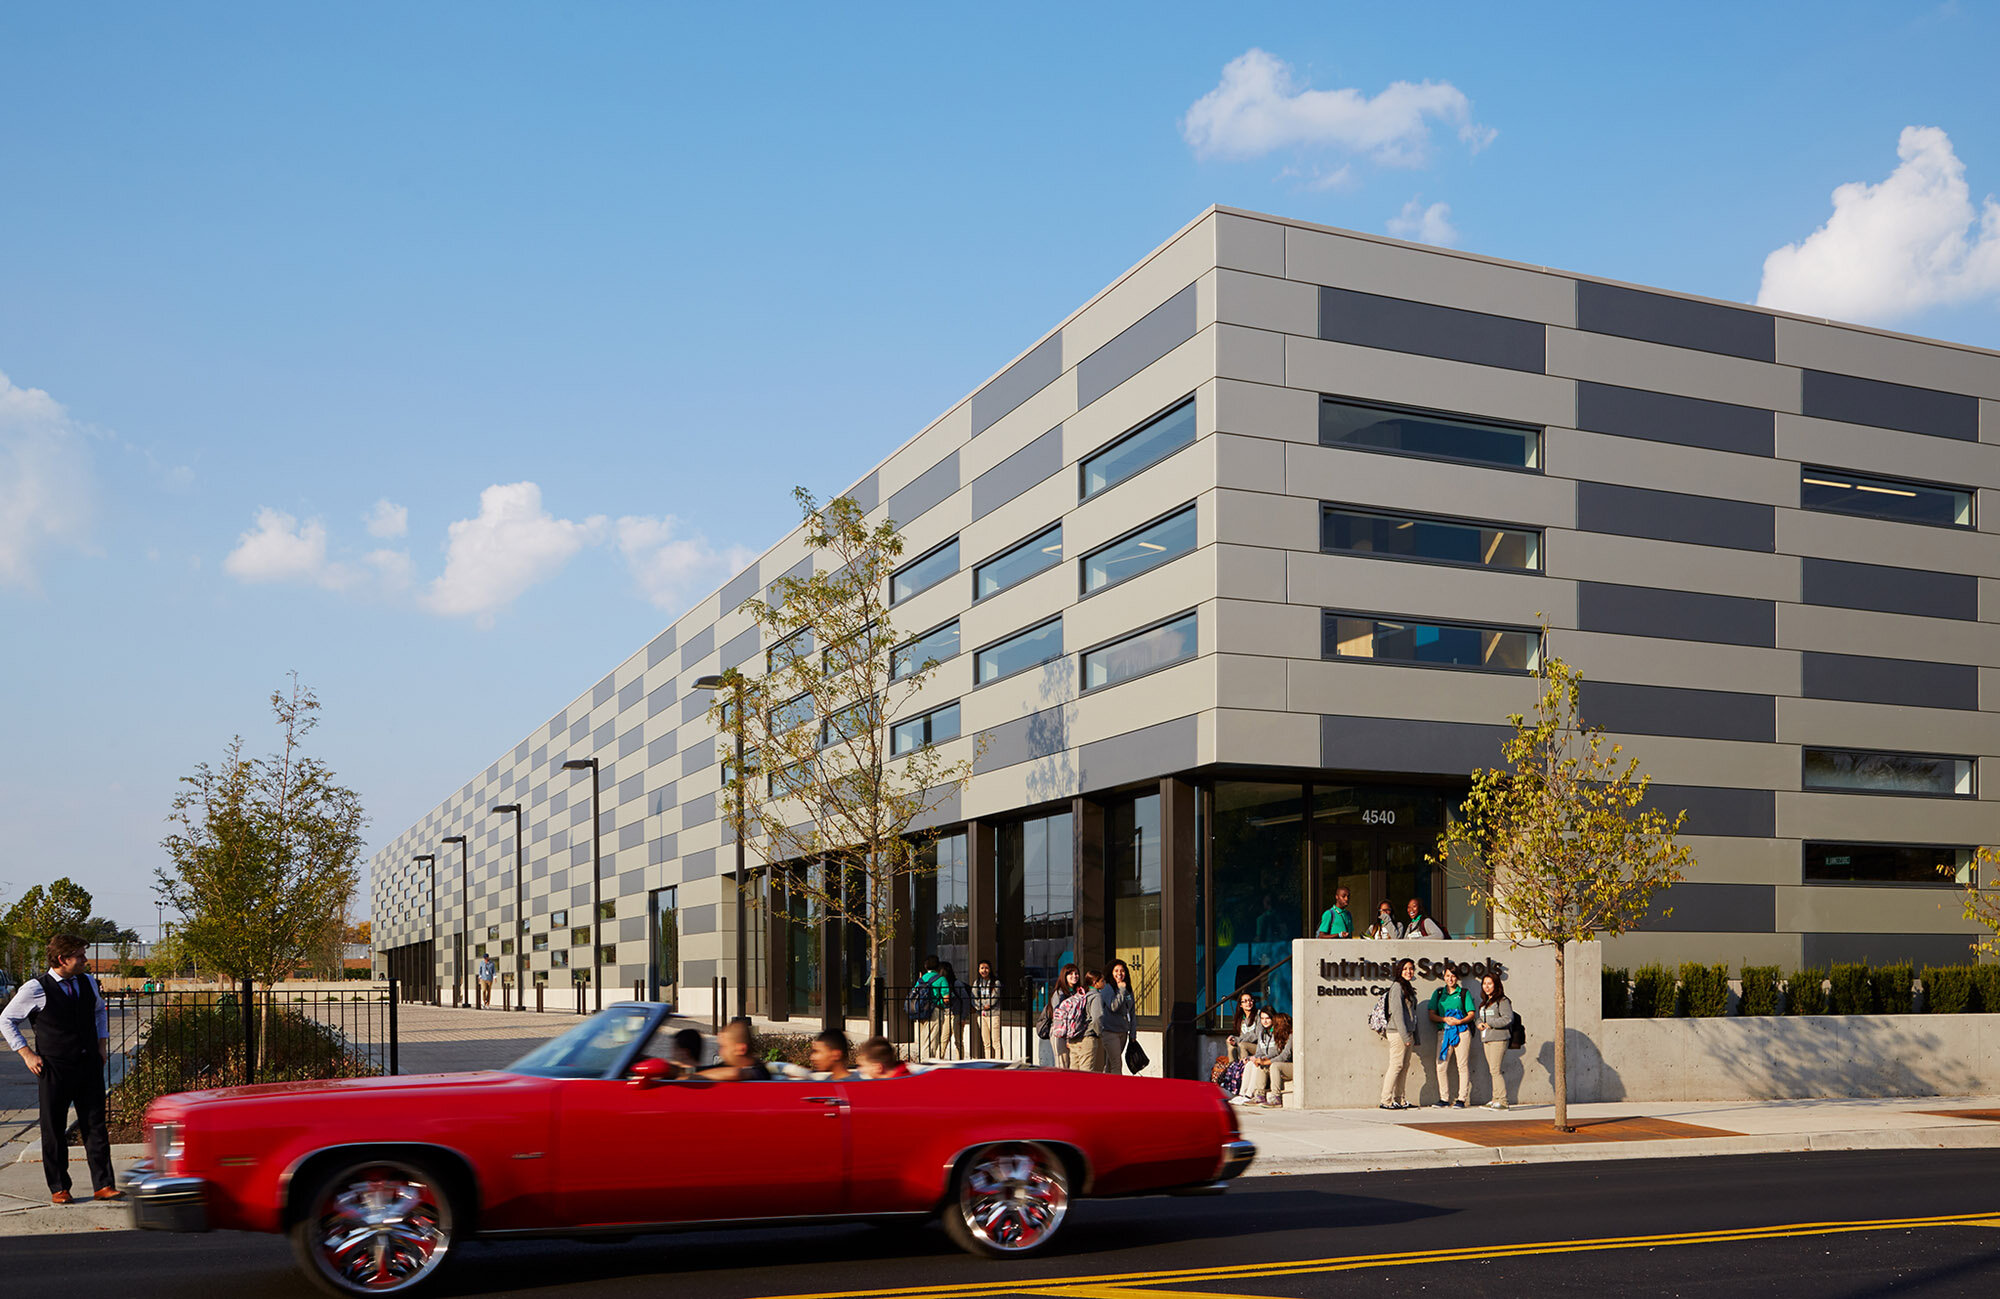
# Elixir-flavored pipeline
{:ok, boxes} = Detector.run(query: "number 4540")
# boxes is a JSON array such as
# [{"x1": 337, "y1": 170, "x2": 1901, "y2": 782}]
[{"x1": 1361, "y1": 809, "x2": 1396, "y2": 825}]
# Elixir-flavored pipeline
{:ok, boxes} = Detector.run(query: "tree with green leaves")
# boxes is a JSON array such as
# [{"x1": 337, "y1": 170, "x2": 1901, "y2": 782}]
[
  {"x1": 711, "y1": 489, "x2": 980, "y2": 1028},
  {"x1": 1432, "y1": 650, "x2": 1691, "y2": 1131},
  {"x1": 1941, "y1": 849, "x2": 2000, "y2": 959},
  {"x1": 2, "y1": 877, "x2": 95, "y2": 975},
  {"x1": 156, "y1": 675, "x2": 365, "y2": 987}
]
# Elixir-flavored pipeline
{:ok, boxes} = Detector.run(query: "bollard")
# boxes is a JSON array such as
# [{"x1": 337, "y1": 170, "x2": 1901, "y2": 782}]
[
  {"x1": 711, "y1": 977, "x2": 721, "y2": 1032},
  {"x1": 536, "y1": 985, "x2": 544, "y2": 1014},
  {"x1": 634, "y1": 979, "x2": 644, "y2": 1003}
]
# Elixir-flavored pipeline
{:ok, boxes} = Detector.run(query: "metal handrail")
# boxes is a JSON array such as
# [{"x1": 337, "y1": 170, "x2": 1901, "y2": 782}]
[{"x1": 1194, "y1": 952, "x2": 1294, "y2": 1026}]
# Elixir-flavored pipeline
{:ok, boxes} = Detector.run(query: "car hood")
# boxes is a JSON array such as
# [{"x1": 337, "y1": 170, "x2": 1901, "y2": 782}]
[{"x1": 160, "y1": 1069, "x2": 527, "y2": 1109}]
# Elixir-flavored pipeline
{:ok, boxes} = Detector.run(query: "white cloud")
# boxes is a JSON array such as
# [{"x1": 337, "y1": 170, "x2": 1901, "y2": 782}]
[
  {"x1": 1182, "y1": 49, "x2": 1493, "y2": 170},
  {"x1": 364, "y1": 498, "x2": 408, "y2": 539},
  {"x1": 1387, "y1": 197, "x2": 1458, "y2": 246},
  {"x1": 1758, "y1": 126, "x2": 2000, "y2": 323},
  {"x1": 0, "y1": 370, "x2": 94, "y2": 592},
  {"x1": 222, "y1": 508, "x2": 361, "y2": 590},
  {"x1": 421, "y1": 482, "x2": 604, "y2": 622},
  {"x1": 615, "y1": 515, "x2": 758, "y2": 612}
]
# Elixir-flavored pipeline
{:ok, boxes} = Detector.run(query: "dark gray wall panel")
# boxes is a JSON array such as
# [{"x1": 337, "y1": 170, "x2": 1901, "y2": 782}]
[
  {"x1": 593, "y1": 674, "x2": 615, "y2": 707},
  {"x1": 1575, "y1": 281, "x2": 1776, "y2": 362},
  {"x1": 971, "y1": 425, "x2": 1064, "y2": 521},
  {"x1": 719, "y1": 625, "x2": 761, "y2": 671},
  {"x1": 647, "y1": 683, "x2": 675, "y2": 718},
  {"x1": 617, "y1": 822, "x2": 644, "y2": 851},
  {"x1": 1575, "y1": 382, "x2": 1774, "y2": 457},
  {"x1": 1641, "y1": 784, "x2": 1775, "y2": 838},
  {"x1": 1579, "y1": 681, "x2": 1775, "y2": 742},
  {"x1": 1576, "y1": 482, "x2": 1774, "y2": 552},
  {"x1": 617, "y1": 678, "x2": 643, "y2": 713},
  {"x1": 1319, "y1": 286, "x2": 1543, "y2": 373},
  {"x1": 909, "y1": 785, "x2": 963, "y2": 833},
  {"x1": 1635, "y1": 882, "x2": 1775, "y2": 932},
  {"x1": 682, "y1": 958, "x2": 717, "y2": 983},
  {"x1": 682, "y1": 847, "x2": 716, "y2": 881},
  {"x1": 647, "y1": 832, "x2": 676, "y2": 865},
  {"x1": 680, "y1": 903, "x2": 717, "y2": 936},
  {"x1": 645, "y1": 628, "x2": 677, "y2": 667},
  {"x1": 1802, "y1": 370, "x2": 1979, "y2": 441},
  {"x1": 1802, "y1": 651, "x2": 1977, "y2": 710},
  {"x1": 971, "y1": 333, "x2": 1063, "y2": 435},
  {"x1": 719, "y1": 565, "x2": 760, "y2": 615},
  {"x1": 1801, "y1": 558, "x2": 1977, "y2": 621},
  {"x1": 973, "y1": 705, "x2": 1070, "y2": 774},
  {"x1": 1320, "y1": 715, "x2": 1512, "y2": 775},
  {"x1": 1578, "y1": 581, "x2": 1775, "y2": 647},
  {"x1": 618, "y1": 726, "x2": 643, "y2": 758},
  {"x1": 681, "y1": 692, "x2": 708, "y2": 723},
  {"x1": 679, "y1": 624, "x2": 714, "y2": 670},
  {"x1": 682, "y1": 791, "x2": 715, "y2": 827},
  {"x1": 1077, "y1": 284, "x2": 1200, "y2": 408},
  {"x1": 1802, "y1": 930, "x2": 1977, "y2": 969},
  {"x1": 1081, "y1": 715, "x2": 1197, "y2": 793},
  {"x1": 680, "y1": 736, "x2": 716, "y2": 776},
  {"x1": 886, "y1": 449, "x2": 960, "y2": 527},
  {"x1": 847, "y1": 470, "x2": 880, "y2": 515},
  {"x1": 774, "y1": 554, "x2": 813, "y2": 589}
]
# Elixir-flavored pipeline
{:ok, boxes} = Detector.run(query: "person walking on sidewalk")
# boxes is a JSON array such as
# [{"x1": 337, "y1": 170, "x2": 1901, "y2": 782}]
[
  {"x1": 1429, "y1": 963, "x2": 1477, "y2": 1108},
  {"x1": 0, "y1": 934, "x2": 120, "y2": 1204},
  {"x1": 1378, "y1": 958, "x2": 1421, "y2": 1110},
  {"x1": 970, "y1": 960, "x2": 1003, "y2": 1058},
  {"x1": 476, "y1": 953, "x2": 496, "y2": 1007},
  {"x1": 1476, "y1": 973, "x2": 1515, "y2": 1109},
  {"x1": 1095, "y1": 959, "x2": 1137, "y2": 1073}
]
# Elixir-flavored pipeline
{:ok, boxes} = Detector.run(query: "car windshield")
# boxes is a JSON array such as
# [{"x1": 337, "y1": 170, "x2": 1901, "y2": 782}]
[{"x1": 507, "y1": 1006, "x2": 656, "y2": 1079}]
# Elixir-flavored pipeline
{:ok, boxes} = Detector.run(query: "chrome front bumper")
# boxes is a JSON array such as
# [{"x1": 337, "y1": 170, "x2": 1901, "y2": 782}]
[
  {"x1": 1216, "y1": 1138, "x2": 1257, "y2": 1181},
  {"x1": 124, "y1": 1160, "x2": 211, "y2": 1233}
]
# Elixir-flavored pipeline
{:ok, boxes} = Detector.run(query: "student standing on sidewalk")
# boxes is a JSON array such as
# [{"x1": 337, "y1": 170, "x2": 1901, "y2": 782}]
[
  {"x1": 1429, "y1": 964, "x2": 1477, "y2": 1108},
  {"x1": 970, "y1": 960, "x2": 1003, "y2": 1058},
  {"x1": 1316, "y1": 887, "x2": 1355, "y2": 939},
  {"x1": 1049, "y1": 967, "x2": 1090, "y2": 1069},
  {"x1": 1096, "y1": 959, "x2": 1137, "y2": 1073},
  {"x1": 936, "y1": 961, "x2": 967, "y2": 1060},
  {"x1": 1378, "y1": 958, "x2": 1421, "y2": 1110},
  {"x1": 0, "y1": 935, "x2": 119, "y2": 1204},
  {"x1": 1476, "y1": 973, "x2": 1515, "y2": 1109}
]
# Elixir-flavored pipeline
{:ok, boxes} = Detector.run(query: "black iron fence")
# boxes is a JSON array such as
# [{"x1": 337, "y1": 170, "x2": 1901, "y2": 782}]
[
  {"x1": 877, "y1": 980, "x2": 1051, "y2": 1064},
  {"x1": 105, "y1": 979, "x2": 401, "y2": 1096}
]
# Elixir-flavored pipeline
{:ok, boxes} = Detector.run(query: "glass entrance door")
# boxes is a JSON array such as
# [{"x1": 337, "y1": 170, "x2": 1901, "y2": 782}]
[{"x1": 1312, "y1": 784, "x2": 1455, "y2": 936}]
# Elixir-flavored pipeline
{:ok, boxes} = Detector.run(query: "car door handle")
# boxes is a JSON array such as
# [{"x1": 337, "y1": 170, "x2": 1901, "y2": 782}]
[{"x1": 803, "y1": 1095, "x2": 845, "y2": 1105}]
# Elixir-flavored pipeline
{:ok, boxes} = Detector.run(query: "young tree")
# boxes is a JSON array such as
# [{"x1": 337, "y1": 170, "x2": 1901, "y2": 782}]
[
  {"x1": 1, "y1": 878, "x2": 95, "y2": 972},
  {"x1": 712, "y1": 490, "x2": 980, "y2": 1028},
  {"x1": 1941, "y1": 849, "x2": 2000, "y2": 959},
  {"x1": 1433, "y1": 651, "x2": 1692, "y2": 1132},
  {"x1": 156, "y1": 675, "x2": 365, "y2": 988}
]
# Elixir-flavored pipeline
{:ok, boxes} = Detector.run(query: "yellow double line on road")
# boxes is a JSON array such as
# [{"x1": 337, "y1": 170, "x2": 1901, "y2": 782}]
[{"x1": 764, "y1": 1209, "x2": 2000, "y2": 1299}]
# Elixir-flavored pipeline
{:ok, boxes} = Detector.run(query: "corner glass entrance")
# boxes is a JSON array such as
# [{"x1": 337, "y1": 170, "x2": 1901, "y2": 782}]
[{"x1": 1313, "y1": 784, "x2": 1455, "y2": 936}]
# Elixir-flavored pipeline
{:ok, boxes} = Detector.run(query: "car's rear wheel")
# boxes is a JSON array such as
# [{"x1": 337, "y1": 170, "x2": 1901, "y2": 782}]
[
  {"x1": 289, "y1": 1155, "x2": 458, "y2": 1297},
  {"x1": 942, "y1": 1141, "x2": 1070, "y2": 1258}
]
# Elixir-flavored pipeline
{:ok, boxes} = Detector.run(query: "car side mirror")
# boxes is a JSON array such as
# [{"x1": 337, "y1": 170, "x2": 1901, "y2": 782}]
[{"x1": 628, "y1": 1056, "x2": 672, "y2": 1088}]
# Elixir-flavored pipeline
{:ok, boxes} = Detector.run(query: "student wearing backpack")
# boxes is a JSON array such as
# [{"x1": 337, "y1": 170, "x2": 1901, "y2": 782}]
[
  {"x1": 1049, "y1": 967, "x2": 1091, "y2": 1069},
  {"x1": 912, "y1": 957, "x2": 949, "y2": 1058},
  {"x1": 1378, "y1": 959, "x2": 1421, "y2": 1109},
  {"x1": 1315, "y1": 886, "x2": 1354, "y2": 939},
  {"x1": 1476, "y1": 972, "x2": 1516, "y2": 1109},
  {"x1": 1403, "y1": 897, "x2": 1448, "y2": 939}
]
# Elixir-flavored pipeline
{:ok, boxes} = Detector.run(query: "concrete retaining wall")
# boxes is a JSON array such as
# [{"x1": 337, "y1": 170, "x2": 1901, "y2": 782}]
[{"x1": 1595, "y1": 1014, "x2": 2000, "y2": 1100}]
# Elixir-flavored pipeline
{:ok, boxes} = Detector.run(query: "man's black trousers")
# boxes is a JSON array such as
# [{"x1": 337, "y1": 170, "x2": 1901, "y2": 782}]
[{"x1": 39, "y1": 1056, "x2": 114, "y2": 1194}]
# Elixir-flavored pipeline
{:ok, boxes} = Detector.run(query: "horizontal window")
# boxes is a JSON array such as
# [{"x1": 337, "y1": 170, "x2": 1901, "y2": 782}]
[
  {"x1": 1800, "y1": 466, "x2": 1972, "y2": 528},
  {"x1": 976, "y1": 523, "x2": 1063, "y2": 599},
  {"x1": 1084, "y1": 612, "x2": 1198, "y2": 690},
  {"x1": 976, "y1": 617, "x2": 1063, "y2": 685},
  {"x1": 892, "y1": 538, "x2": 959, "y2": 604},
  {"x1": 821, "y1": 699, "x2": 872, "y2": 748},
  {"x1": 1320, "y1": 397, "x2": 1540, "y2": 470},
  {"x1": 1083, "y1": 505, "x2": 1197, "y2": 594},
  {"x1": 1803, "y1": 841, "x2": 1973, "y2": 887},
  {"x1": 1803, "y1": 748, "x2": 1972, "y2": 798},
  {"x1": 891, "y1": 620, "x2": 959, "y2": 681},
  {"x1": 1321, "y1": 506, "x2": 1540, "y2": 571},
  {"x1": 1323, "y1": 612, "x2": 1540, "y2": 673},
  {"x1": 891, "y1": 701, "x2": 961, "y2": 755},
  {"x1": 767, "y1": 627, "x2": 814, "y2": 672},
  {"x1": 1081, "y1": 398, "x2": 1196, "y2": 499},
  {"x1": 768, "y1": 760, "x2": 815, "y2": 798},
  {"x1": 769, "y1": 694, "x2": 814, "y2": 736}
]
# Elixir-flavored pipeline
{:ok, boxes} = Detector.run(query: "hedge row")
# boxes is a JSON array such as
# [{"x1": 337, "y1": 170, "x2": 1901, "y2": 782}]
[{"x1": 1601, "y1": 962, "x2": 2000, "y2": 1018}]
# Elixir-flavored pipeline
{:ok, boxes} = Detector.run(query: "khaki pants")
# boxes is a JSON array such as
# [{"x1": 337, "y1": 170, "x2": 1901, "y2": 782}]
[
  {"x1": 937, "y1": 1012, "x2": 963, "y2": 1060},
  {"x1": 1381, "y1": 1036, "x2": 1415, "y2": 1105},
  {"x1": 1096, "y1": 1031, "x2": 1127, "y2": 1074},
  {"x1": 1440, "y1": 1034, "x2": 1474, "y2": 1104},
  {"x1": 1071, "y1": 1035, "x2": 1100, "y2": 1072},
  {"x1": 1483, "y1": 1040, "x2": 1509, "y2": 1104},
  {"x1": 1055, "y1": 1037, "x2": 1076, "y2": 1069},
  {"x1": 975, "y1": 1010, "x2": 1003, "y2": 1058},
  {"x1": 1242, "y1": 1060, "x2": 1292, "y2": 1099}
]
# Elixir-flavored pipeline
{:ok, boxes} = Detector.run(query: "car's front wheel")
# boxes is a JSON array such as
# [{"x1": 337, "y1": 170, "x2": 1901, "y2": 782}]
[
  {"x1": 289, "y1": 1155, "x2": 459, "y2": 1297},
  {"x1": 942, "y1": 1141, "x2": 1070, "y2": 1258}
]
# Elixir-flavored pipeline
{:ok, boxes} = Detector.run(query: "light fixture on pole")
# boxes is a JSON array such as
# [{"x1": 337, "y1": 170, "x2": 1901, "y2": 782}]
[
  {"x1": 693, "y1": 671, "x2": 749, "y2": 1020},
  {"x1": 491, "y1": 803, "x2": 524, "y2": 1011},
  {"x1": 561, "y1": 757, "x2": 604, "y2": 1013},
  {"x1": 442, "y1": 835, "x2": 469, "y2": 1007},
  {"x1": 413, "y1": 854, "x2": 436, "y2": 1003}
]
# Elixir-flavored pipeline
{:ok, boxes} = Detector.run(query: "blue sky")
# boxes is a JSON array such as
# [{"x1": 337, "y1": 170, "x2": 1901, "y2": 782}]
[{"x1": 4, "y1": 2, "x2": 1998, "y2": 937}]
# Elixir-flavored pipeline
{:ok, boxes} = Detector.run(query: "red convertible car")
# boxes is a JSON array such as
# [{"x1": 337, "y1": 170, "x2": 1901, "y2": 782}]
[{"x1": 126, "y1": 1002, "x2": 1255, "y2": 1296}]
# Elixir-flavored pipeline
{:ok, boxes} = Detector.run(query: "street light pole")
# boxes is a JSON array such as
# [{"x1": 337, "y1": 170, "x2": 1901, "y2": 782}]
[
  {"x1": 491, "y1": 803, "x2": 524, "y2": 1011},
  {"x1": 442, "y1": 835, "x2": 468, "y2": 1006},
  {"x1": 562, "y1": 758, "x2": 603, "y2": 1013},
  {"x1": 693, "y1": 671, "x2": 749, "y2": 1020},
  {"x1": 413, "y1": 854, "x2": 436, "y2": 1003}
]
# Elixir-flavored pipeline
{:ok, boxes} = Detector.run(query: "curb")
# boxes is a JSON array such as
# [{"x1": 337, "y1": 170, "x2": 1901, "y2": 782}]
[{"x1": 1243, "y1": 1123, "x2": 2000, "y2": 1176}]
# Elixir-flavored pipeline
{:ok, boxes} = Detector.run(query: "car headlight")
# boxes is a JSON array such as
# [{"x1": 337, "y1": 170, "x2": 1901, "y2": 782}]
[{"x1": 150, "y1": 1121, "x2": 184, "y2": 1170}]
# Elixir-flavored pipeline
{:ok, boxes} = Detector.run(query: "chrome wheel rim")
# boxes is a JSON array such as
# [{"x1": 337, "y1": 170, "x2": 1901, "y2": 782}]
[
  {"x1": 311, "y1": 1164, "x2": 450, "y2": 1293},
  {"x1": 959, "y1": 1142, "x2": 1068, "y2": 1252}
]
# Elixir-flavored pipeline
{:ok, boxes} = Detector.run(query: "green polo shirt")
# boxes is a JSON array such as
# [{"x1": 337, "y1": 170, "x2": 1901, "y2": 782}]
[
  {"x1": 1429, "y1": 985, "x2": 1475, "y2": 1023},
  {"x1": 1315, "y1": 904, "x2": 1352, "y2": 937}
]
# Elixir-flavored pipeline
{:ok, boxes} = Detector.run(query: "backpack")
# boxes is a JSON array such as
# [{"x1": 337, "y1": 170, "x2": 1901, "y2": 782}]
[
  {"x1": 904, "y1": 982, "x2": 934, "y2": 1022},
  {"x1": 1507, "y1": 1012, "x2": 1527, "y2": 1050},
  {"x1": 1051, "y1": 992, "x2": 1088, "y2": 1041},
  {"x1": 1367, "y1": 988, "x2": 1391, "y2": 1036}
]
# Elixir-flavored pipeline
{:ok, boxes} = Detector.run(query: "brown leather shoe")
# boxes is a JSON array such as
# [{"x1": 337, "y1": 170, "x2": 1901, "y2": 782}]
[
  {"x1": 94, "y1": 1188, "x2": 125, "y2": 1202},
  {"x1": 50, "y1": 1190, "x2": 72, "y2": 1205}
]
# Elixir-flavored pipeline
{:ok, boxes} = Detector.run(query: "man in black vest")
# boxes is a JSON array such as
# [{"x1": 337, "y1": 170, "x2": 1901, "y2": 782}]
[{"x1": 0, "y1": 933, "x2": 118, "y2": 1203}]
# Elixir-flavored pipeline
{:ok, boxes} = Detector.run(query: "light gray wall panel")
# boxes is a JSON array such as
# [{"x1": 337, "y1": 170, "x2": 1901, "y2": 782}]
[
  {"x1": 1319, "y1": 286, "x2": 1543, "y2": 374},
  {"x1": 887, "y1": 449, "x2": 961, "y2": 527},
  {"x1": 1636, "y1": 882, "x2": 1775, "y2": 932},
  {"x1": 1076, "y1": 284, "x2": 1199, "y2": 408},
  {"x1": 1801, "y1": 370, "x2": 1979, "y2": 441},
  {"x1": 1575, "y1": 281, "x2": 1776, "y2": 362},
  {"x1": 971, "y1": 425, "x2": 1064, "y2": 520},
  {"x1": 1801, "y1": 651, "x2": 1978, "y2": 710},
  {"x1": 973, "y1": 705, "x2": 1070, "y2": 774},
  {"x1": 971, "y1": 333, "x2": 1063, "y2": 435},
  {"x1": 1801, "y1": 558, "x2": 1977, "y2": 622},
  {"x1": 1581, "y1": 681, "x2": 1776, "y2": 742},
  {"x1": 1577, "y1": 581, "x2": 1775, "y2": 647},
  {"x1": 1320, "y1": 714, "x2": 1512, "y2": 774},
  {"x1": 1576, "y1": 482, "x2": 1775, "y2": 553},
  {"x1": 1575, "y1": 381, "x2": 1774, "y2": 457},
  {"x1": 1080, "y1": 715, "x2": 1197, "y2": 792}
]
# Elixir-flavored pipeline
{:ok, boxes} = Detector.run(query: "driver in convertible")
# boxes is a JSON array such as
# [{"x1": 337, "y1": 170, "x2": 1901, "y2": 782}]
[{"x1": 697, "y1": 1018, "x2": 771, "y2": 1081}]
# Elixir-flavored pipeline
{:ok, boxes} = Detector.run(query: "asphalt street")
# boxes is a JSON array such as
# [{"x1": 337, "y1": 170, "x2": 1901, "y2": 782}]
[{"x1": 3, "y1": 1148, "x2": 1996, "y2": 1297}]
